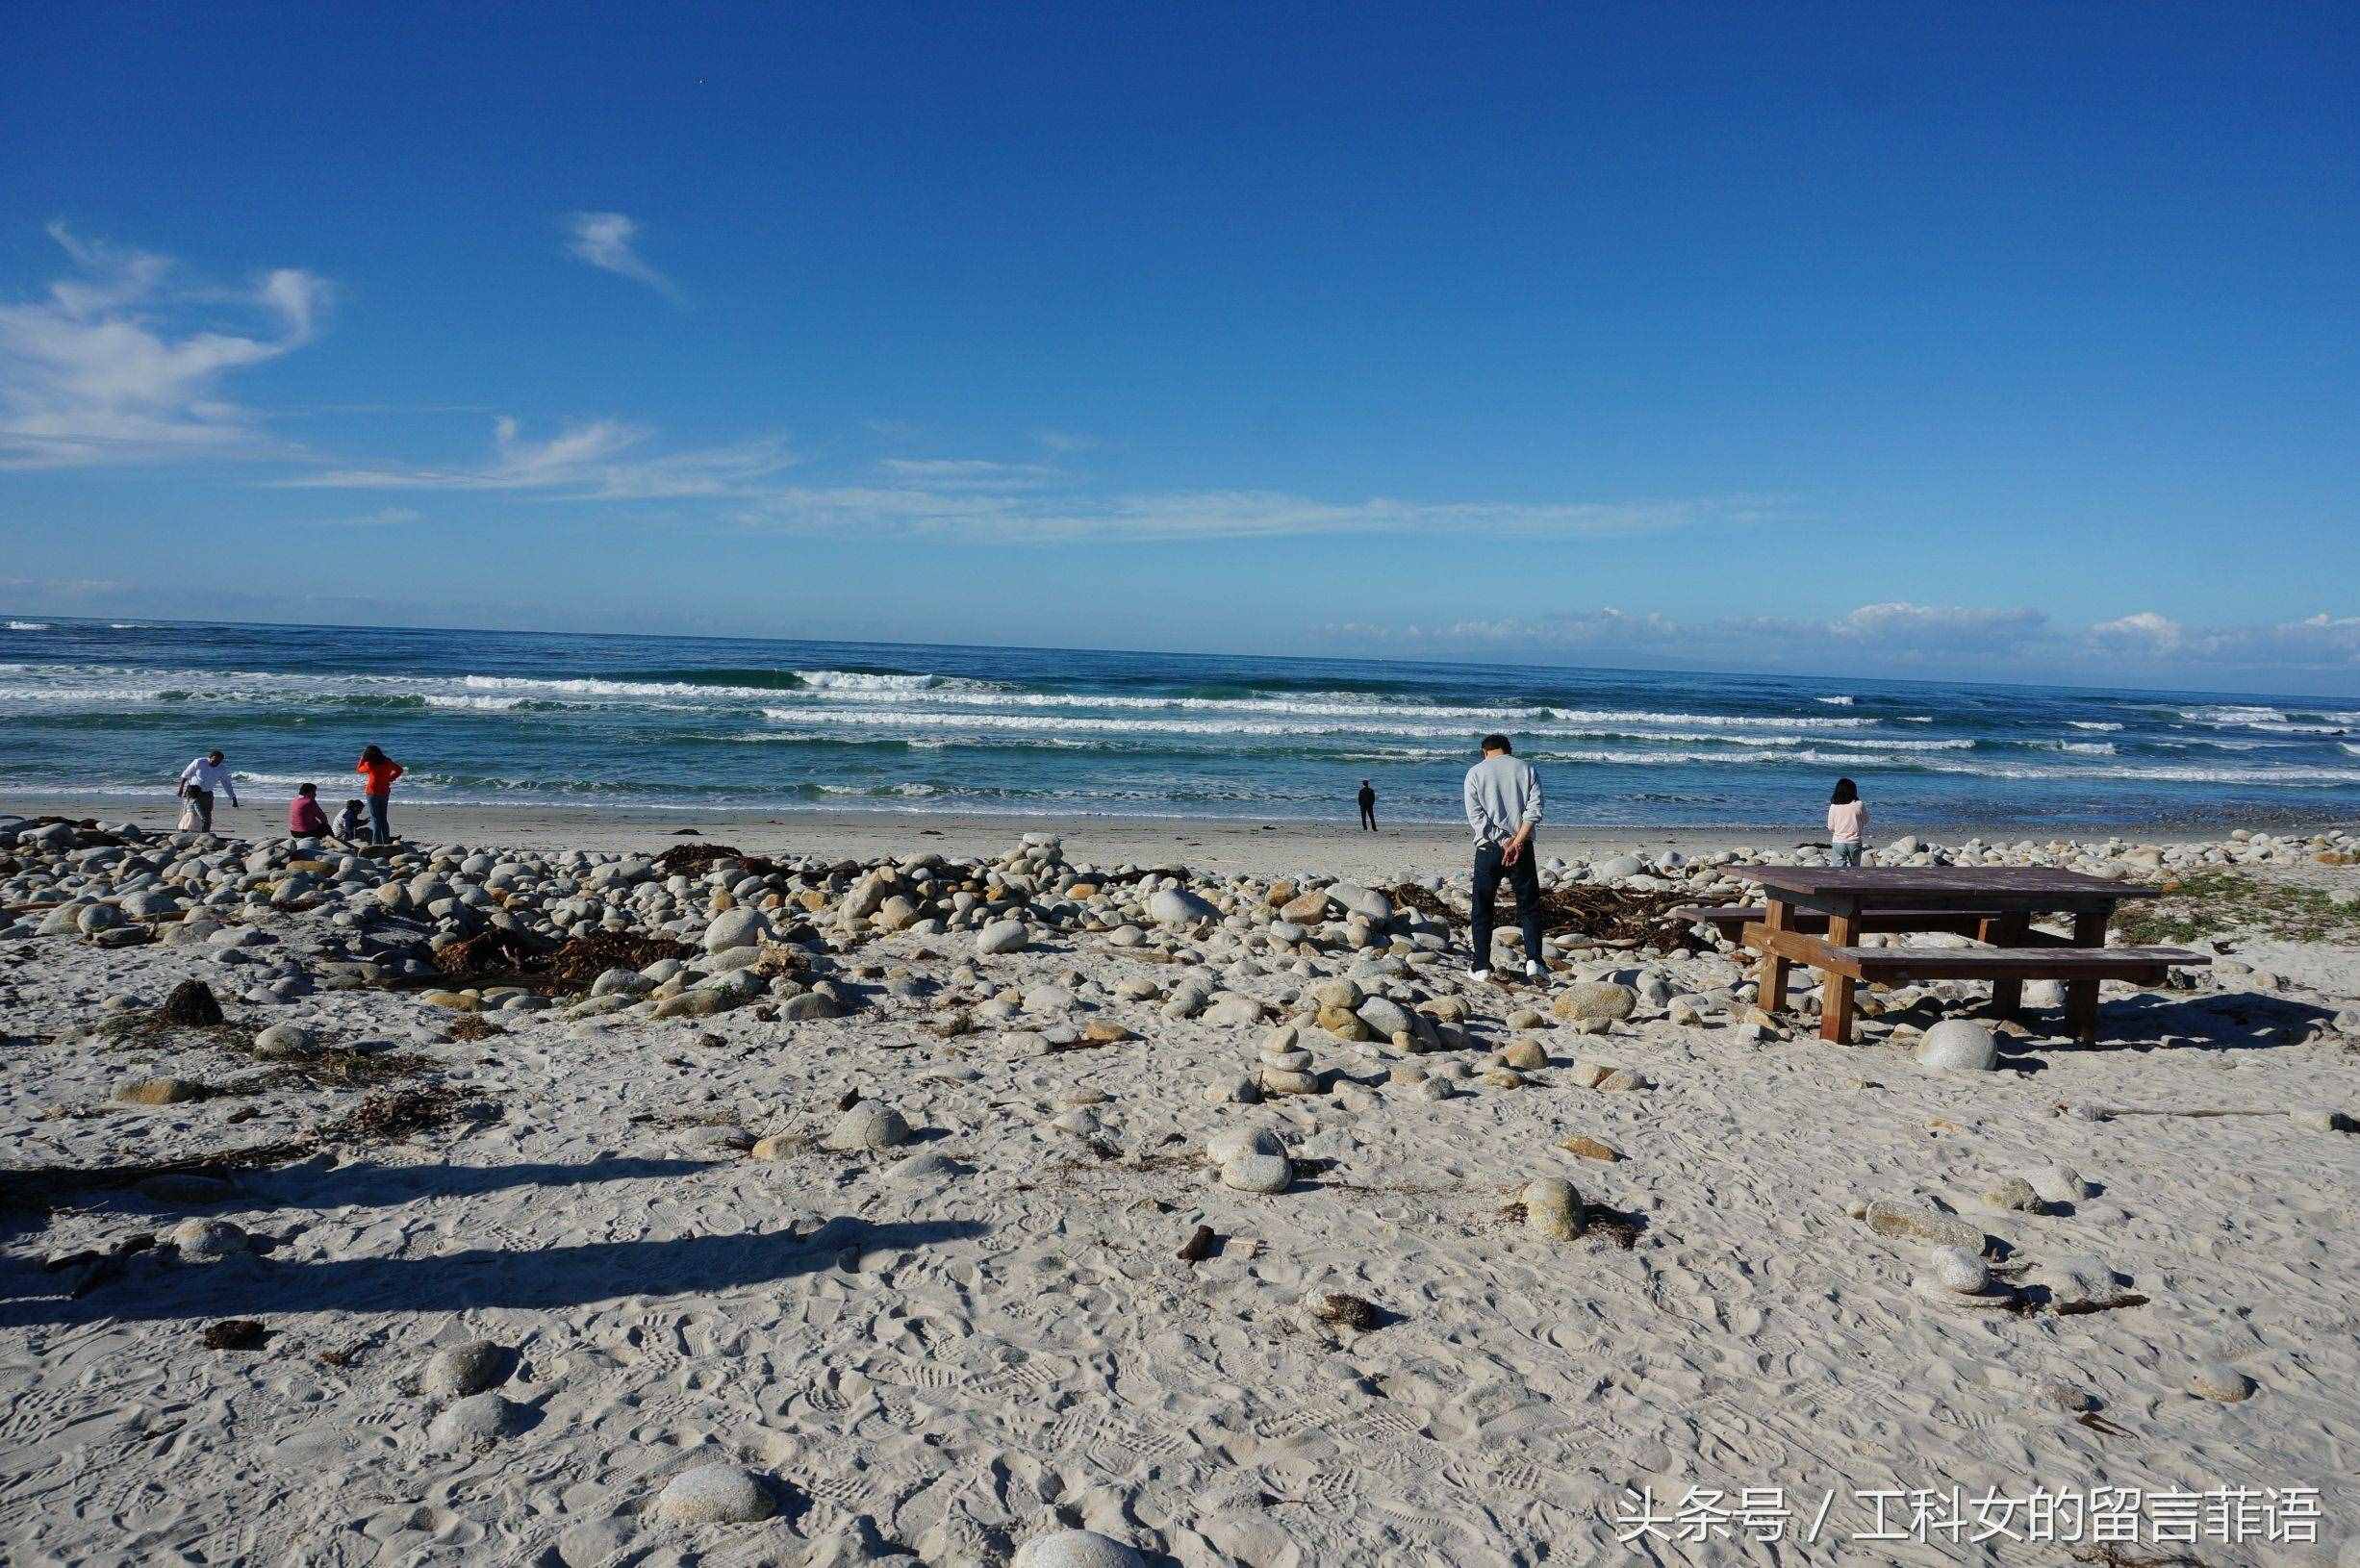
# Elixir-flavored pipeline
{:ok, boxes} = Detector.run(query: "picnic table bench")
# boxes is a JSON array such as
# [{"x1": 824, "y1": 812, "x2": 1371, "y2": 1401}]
[
  {"x1": 1731, "y1": 866, "x2": 2207, "y2": 1046},
  {"x1": 1668, "y1": 904, "x2": 2004, "y2": 941}
]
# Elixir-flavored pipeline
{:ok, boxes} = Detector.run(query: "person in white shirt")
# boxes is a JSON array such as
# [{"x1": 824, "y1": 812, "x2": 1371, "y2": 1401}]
[
  {"x1": 177, "y1": 749, "x2": 239, "y2": 832},
  {"x1": 1461, "y1": 733, "x2": 1546, "y2": 982}
]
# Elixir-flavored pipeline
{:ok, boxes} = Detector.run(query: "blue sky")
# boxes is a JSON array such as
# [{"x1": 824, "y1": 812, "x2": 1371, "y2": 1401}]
[{"x1": 2, "y1": 3, "x2": 2355, "y2": 692}]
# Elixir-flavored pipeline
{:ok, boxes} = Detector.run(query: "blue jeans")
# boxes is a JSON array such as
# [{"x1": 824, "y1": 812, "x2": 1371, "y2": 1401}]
[
  {"x1": 1832, "y1": 840, "x2": 1862, "y2": 867},
  {"x1": 367, "y1": 794, "x2": 393, "y2": 845},
  {"x1": 1471, "y1": 841, "x2": 1544, "y2": 971}
]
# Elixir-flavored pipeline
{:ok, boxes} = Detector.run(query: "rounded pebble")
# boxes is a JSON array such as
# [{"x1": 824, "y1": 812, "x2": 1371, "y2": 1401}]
[
  {"x1": 653, "y1": 1462, "x2": 775, "y2": 1525},
  {"x1": 2186, "y1": 1361, "x2": 2254, "y2": 1403},
  {"x1": 1925, "y1": 1245, "x2": 1992, "y2": 1295},
  {"x1": 823, "y1": 1102, "x2": 911, "y2": 1151},
  {"x1": 427, "y1": 1392, "x2": 523, "y2": 1452},
  {"x1": 167, "y1": 1218, "x2": 250, "y2": 1263},
  {"x1": 422, "y1": 1338, "x2": 508, "y2": 1401},
  {"x1": 1010, "y1": 1529, "x2": 1147, "y2": 1568},
  {"x1": 1219, "y1": 1152, "x2": 1291, "y2": 1194}
]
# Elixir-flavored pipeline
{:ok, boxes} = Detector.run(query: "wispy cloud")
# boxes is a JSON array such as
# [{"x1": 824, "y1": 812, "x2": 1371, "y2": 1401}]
[
  {"x1": 282, "y1": 416, "x2": 795, "y2": 499},
  {"x1": 315, "y1": 506, "x2": 424, "y2": 528},
  {"x1": 0, "y1": 222, "x2": 328, "y2": 468},
  {"x1": 742, "y1": 485, "x2": 1762, "y2": 544},
  {"x1": 876, "y1": 457, "x2": 1063, "y2": 491},
  {"x1": 564, "y1": 212, "x2": 678, "y2": 300}
]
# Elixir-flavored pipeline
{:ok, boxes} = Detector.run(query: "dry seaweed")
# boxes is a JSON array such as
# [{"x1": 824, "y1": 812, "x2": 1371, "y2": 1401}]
[
  {"x1": 0, "y1": 1085, "x2": 484, "y2": 1216},
  {"x1": 1383, "y1": 883, "x2": 1463, "y2": 926},
  {"x1": 317, "y1": 1085, "x2": 475, "y2": 1144},
  {"x1": 651, "y1": 842, "x2": 783, "y2": 877},
  {"x1": 543, "y1": 929, "x2": 696, "y2": 989},
  {"x1": 430, "y1": 926, "x2": 548, "y2": 979},
  {"x1": 1383, "y1": 880, "x2": 1700, "y2": 949}
]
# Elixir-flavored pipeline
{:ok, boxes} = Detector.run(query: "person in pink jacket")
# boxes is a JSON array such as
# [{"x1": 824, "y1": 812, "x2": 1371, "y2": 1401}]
[
  {"x1": 289, "y1": 782, "x2": 331, "y2": 838},
  {"x1": 1827, "y1": 777, "x2": 1868, "y2": 866}
]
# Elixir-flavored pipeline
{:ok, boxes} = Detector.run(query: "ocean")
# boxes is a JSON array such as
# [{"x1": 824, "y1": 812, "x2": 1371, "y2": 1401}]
[{"x1": 5, "y1": 617, "x2": 2358, "y2": 830}]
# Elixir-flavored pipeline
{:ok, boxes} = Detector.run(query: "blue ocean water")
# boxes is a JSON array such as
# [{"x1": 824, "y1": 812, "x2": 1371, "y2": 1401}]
[{"x1": 5, "y1": 617, "x2": 2358, "y2": 829}]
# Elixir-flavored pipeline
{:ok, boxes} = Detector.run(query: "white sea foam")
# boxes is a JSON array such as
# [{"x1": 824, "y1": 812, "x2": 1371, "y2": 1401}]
[
  {"x1": 760, "y1": 705, "x2": 1902, "y2": 746},
  {"x1": 2180, "y1": 705, "x2": 2287, "y2": 725},
  {"x1": 789, "y1": 669, "x2": 991, "y2": 692},
  {"x1": 1928, "y1": 760, "x2": 2360, "y2": 786},
  {"x1": 1815, "y1": 695, "x2": 1855, "y2": 705},
  {"x1": 6, "y1": 621, "x2": 54, "y2": 632},
  {"x1": 425, "y1": 694, "x2": 535, "y2": 711},
  {"x1": 2068, "y1": 721, "x2": 2125, "y2": 731}
]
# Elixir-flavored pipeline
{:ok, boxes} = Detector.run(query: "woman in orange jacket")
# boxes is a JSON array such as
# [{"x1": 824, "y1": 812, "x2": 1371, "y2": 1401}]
[{"x1": 355, "y1": 745, "x2": 405, "y2": 844}]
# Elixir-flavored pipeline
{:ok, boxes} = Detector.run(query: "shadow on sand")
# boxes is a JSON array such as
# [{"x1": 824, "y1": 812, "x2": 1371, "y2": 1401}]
[{"x1": 0, "y1": 1216, "x2": 985, "y2": 1328}]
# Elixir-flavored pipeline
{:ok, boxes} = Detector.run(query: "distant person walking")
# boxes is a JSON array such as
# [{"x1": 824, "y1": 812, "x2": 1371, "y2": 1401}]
[
  {"x1": 1357, "y1": 779, "x2": 1378, "y2": 831},
  {"x1": 176, "y1": 749, "x2": 238, "y2": 832},
  {"x1": 1462, "y1": 733, "x2": 1545, "y2": 982},
  {"x1": 355, "y1": 745, "x2": 404, "y2": 844},
  {"x1": 289, "y1": 782, "x2": 331, "y2": 839},
  {"x1": 1827, "y1": 776, "x2": 1867, "y2": 866}
]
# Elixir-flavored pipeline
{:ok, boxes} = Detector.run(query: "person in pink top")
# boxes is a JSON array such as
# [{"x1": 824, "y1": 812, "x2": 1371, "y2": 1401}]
[
  {"x1": 289, "y1": 782, "x2": 331, "y2": 838},
  {"x1": 1827, "y1": 776, "x2": 1867, "y2": 866}
]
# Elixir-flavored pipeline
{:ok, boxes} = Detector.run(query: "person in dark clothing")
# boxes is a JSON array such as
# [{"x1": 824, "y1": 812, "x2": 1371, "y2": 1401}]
[{"x1": 1357, "y1": 779, "x2": 1378, "y2": 831}]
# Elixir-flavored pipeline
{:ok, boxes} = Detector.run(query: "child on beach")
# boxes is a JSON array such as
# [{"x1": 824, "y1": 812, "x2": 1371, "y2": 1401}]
[
  {"x1": 333, "y1": 797, "x2": 367, "y2": 842},
  {"x1": 1827, "y1": 776, "x2": 1866, "y2": 866}
]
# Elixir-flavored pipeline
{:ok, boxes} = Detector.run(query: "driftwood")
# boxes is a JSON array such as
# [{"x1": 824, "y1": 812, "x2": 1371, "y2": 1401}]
[{"x1": 2079, "y1": 1105, "x2": 2285, "y2": 1121}]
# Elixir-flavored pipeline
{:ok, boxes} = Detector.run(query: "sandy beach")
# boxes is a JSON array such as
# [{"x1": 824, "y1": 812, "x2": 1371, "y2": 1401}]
[
  {"x1": 3, "y1": 805, "x2": 2356, "y2": 1565},
  {"x1": 0, "y1": 792, "x2": 2279, "y2": 881}
]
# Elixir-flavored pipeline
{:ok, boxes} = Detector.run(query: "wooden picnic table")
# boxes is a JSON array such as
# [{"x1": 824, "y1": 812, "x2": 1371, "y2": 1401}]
[{"x1": 1743, "y1": 865, "x2": 2171, "y2": 1046}]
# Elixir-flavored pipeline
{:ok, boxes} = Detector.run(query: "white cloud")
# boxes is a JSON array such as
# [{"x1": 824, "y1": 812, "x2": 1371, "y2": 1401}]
[
  {"x1": 282, "y1": 416, "x2": 794, "y2": 500},
  {"x1": 2088, "y1": 610, "x2": 2186, "y2": 654},
  {"x1": 1830, "y1": 601, "x2": 2049, "y2": 647},
  {"x1": 564, "y1": 212, "x2": 677, "y2": 299},
  {"x1": 2080, "y1": 609, "x2": 2360, "y2": 672},
  {"x1": 0, "y1": 222, "x2": 329, "y2": 468}
]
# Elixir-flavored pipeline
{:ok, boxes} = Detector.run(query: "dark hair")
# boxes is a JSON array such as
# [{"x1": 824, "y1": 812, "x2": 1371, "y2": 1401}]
[
  {"x1": 361, "y1": 744, "x2": 388, "y2": 764},
  {"x1": 344, "y1": 798, "x2": 362, "y2": 809},
  {"x1": 1831, "y1": 776, "x2": 1859, "y2": 805},
  {"x1": 207, "y1": 749, "x2": 225, "y2": 762},
  {"x1": 298, "y1": 782, "x2": 317, "y2": 797},
  {"x1": 1481, "y1": 733, "x2": 1512, "y2": 754}
]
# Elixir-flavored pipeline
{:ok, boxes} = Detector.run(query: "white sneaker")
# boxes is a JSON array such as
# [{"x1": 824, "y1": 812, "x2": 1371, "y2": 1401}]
[
  {"x1": 1525, "y1": 961, "x2": 1545, "y2": 980},
  {"x1": 1468, "y1": 968, "x2": 1492, "y2": 984}
]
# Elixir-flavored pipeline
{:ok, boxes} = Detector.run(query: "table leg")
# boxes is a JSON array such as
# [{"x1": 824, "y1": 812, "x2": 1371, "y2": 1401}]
[
  {"x1": 1757, "y1": 898, "x2": 1792, "y2": 1017},
  {"x1": 2067, "y1": 908, "x2": 2108, "y2": 1045},
  {"x1": 1819, "y1": 903, "x2": 1860, "y2": 1044},
  {"x1": 1989, "y1": 912, "x2": 2029, "y2": 1019}
]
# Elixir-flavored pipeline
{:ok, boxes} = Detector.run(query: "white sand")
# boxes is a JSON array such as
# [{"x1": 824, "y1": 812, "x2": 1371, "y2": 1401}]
[
  {"x1": 2, "y1": 816, "x2": 2355, "y2": 1564},
  {"x1": 0, "y1": 791, "x2": 2252, "y2": 878}
]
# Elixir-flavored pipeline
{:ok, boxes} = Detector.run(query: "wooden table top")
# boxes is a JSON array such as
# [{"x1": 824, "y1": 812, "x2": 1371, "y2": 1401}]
[{"x1": 1751, "y1": 864, "x2": 2162, "y2": 910}]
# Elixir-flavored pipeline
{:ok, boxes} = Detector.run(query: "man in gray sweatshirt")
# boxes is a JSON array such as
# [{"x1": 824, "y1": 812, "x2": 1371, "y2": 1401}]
[{"x1": 1462, "y1": 733, "x2": 1545, "y2": 981}]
